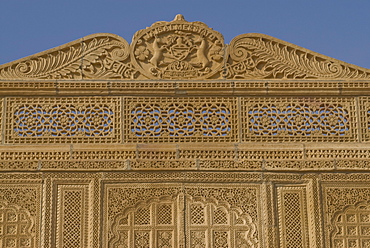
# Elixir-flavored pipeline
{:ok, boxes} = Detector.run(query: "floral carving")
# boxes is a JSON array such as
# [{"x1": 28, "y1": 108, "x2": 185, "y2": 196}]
[
  {"x1": 126, "y1": 97, "x2": 236, "y2": 142},
  {"x1": 1, "y1": 16, "x2": 370, "y2": 80},
  {"x1": 0, "y1": 34, "x2": 137, "y2": 79},
  {"x1": 243, "y1": 97, "x2": 356, "y2": 142},
  {"x1": 225, "y1": 34, "x2": 370, "y2": 79},
  {"x1": 134, "y1": 46, "x2": 150, "y2": 61},
  {"x1": 14, "y1": 103, "x2": 114, "y2": 137},
  {"x1": 8, "y1": 97, "x2": 120, "y2": 143}
]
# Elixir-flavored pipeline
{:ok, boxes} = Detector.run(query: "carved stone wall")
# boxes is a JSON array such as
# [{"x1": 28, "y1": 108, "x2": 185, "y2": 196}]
[{"x1": 1, "y1": 15, "x2": 370, "y2": 247}]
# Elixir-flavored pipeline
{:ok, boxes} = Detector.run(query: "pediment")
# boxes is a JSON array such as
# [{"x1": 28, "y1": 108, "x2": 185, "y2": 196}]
[{"x1": 1, "y1": 14, "x2": 369, "y2": 80}]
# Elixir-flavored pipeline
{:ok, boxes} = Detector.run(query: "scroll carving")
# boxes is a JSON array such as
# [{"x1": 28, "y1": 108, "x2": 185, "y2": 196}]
[
  {"x1": 225, "y1": 33, "x2": 370, "y2": 80},
  {"x1": 0, "y1": 34, "x2": 136, "y2": 79},
  {"x1": 1, "y1": 16, "x2": 370, "y2": 80}
]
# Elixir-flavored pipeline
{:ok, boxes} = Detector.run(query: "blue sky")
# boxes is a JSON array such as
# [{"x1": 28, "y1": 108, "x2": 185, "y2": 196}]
[{"x1": 1, "y1": 0, "x2": 369, "y2": 68}]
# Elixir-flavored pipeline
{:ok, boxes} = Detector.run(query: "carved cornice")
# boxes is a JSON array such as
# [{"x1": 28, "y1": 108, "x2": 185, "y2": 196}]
[{"x1": 1, "y1": 15, "x2": 369, "y2": 80}]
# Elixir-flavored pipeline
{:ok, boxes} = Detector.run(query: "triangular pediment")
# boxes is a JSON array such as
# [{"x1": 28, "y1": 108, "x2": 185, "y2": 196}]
[{"x1": 1, "y1": 14, "x2": 369, "y2": 80}]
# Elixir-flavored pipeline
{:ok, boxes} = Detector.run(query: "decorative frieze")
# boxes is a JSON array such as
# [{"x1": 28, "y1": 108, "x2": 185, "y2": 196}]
[
  {"x1": 5, "y1": 97, "x2": 121, "y2": 144},
  {"x1": 242, "y1": 97, "x2": 357, "y2": 142},
  {"x1": 124, "y1": 97, "x2": 237, "y2": 143}
]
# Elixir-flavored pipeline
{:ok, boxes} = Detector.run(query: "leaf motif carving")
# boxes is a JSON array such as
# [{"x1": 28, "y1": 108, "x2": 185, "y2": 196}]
[
  {"x1": 225, "y1": 34, "x2": 370, "y2": 79},
  {"x1": 1, "y1": 31, "x2": 370, "y2": 80},
  {"x1": 0, "y1": 34, "x2": 133, "y2": 79}
]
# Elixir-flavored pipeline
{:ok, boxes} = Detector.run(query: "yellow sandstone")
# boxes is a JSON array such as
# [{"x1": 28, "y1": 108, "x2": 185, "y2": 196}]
[{"x1": 0, "y1": 15, "x2": 369, "y2": 247}]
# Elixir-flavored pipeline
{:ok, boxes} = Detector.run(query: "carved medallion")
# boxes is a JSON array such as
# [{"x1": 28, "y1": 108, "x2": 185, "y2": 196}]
[{"x1": 130, "y1": 14, "x2": 225, "y2": 79}]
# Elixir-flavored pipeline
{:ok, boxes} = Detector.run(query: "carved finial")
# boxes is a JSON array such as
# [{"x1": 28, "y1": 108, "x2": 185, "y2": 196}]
[{"x1": 174, "y1": 14, "x2": 185, "y2": 21}]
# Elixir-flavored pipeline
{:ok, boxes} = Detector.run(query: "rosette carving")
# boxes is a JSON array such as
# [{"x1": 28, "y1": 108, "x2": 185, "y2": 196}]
[
  {"x1": 0, "y1": 34, "x2": 137, "y2": 79},
  {"x1": 224, "y1": 33, "x2": 370, "y2": 79}
]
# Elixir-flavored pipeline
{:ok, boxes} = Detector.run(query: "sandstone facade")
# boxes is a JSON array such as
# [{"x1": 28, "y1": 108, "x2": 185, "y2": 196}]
[{"x1": 1, "y1": 15, "x2": 370, "y2": 247}]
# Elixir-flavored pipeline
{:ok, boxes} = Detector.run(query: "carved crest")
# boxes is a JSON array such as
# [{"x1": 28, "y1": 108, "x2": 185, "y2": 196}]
[
  {"x1": 0, "y1": 15, "x2": 369, "y2": 80},
  {"x1": 130, "y1": 14, "x2": 225, "y2": 79}
]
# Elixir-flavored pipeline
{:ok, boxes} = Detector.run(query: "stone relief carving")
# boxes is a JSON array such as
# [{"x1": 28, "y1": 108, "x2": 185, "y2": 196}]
[
  {"x1": 1, "y1": 15, "x2": 369, "y2": 80},
  {"x1": 0, "y1": 184, "x2": 41, "y2": 248},
  {"x1": 1, "y1": 14, "x2": 370, "y2": 248},
  {"x1": 125, "y1": 97, "x2": 236, "y2": 143},
  {"x1": 225, "y1": 34, "x2": 370, "y2": 79},
  {"x1": 130, "y1": 14, "x2": 224, "y2": 79},
  {"x1": 324, "y1": 186, "x2": 370, "y2": 248},
  {"x1": 0, "y1": 202, "x2": 35, "y2": 248},
  {"x1": 330, "y1": 201, "x2": 370, "y2": 248},
  {"x1": 106, "y1": 183, "x2": 260, "y2": 248},
  {"x1": 6, "y1": 97, "x2": 121, "y2": 144},
  {"x1": 0, "y1": 34, "x2": 135, "y2": 79}
]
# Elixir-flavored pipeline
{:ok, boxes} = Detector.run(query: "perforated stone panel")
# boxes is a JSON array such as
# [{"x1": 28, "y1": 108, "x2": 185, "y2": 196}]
[
  {"x1": 242, "y1": 97, "x2": 357, "y2": 142},
  {"x1": 124, "y1": 97, "x2": 237, "y2": 143},
  {"x1": 5, "y1": 97, "x2": 121, "y2": 144}
]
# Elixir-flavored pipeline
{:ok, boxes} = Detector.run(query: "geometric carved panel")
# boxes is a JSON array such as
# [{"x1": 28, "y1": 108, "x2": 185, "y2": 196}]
[
  {"x1": 324, "y1": 185, "x2": 370, "y2": 248},
  {"x1": 104, "y1": 183, "x2": 260, "y2": 247},
  {"x1": 242, "y1": 97, "x2": 356, "y2": 142},
  {"x1": 277, "y1": 186, "x2": 309, "y2": 248},
  {"x1": 0, "y1": 183, "x2": 41, "y2": 248},
  {"x1": 111, "y1": 200, "x2": 178, "y2": 247},
  {"x1": 331, "y1": 201, "x2": 370, "y2": 248},
  {"x1": 55, "y1": 185, "x2": 90, "y2": 248},
  {"x1": 359, "y1": 97, "x2": 370, "y2": 142},
  {"x1": 105, "y1": 183, "x2": 183, "y2": 248},
  {"x1": 5, "y1": 97, "x2": 121, "y2": 144},
  {"x1": 185, "y1": 185, "x2": 260, "y2": 248},
  {"x1": 124, "y1": 97, "x2": 237, "y2": 143},
  {"x1": 0, "y1": 202, "x2": 35, "y2": 248}
]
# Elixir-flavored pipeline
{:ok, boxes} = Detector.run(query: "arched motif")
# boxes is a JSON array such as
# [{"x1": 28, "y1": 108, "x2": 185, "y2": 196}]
[
  {"x1": 0, "y1": 201, "x2": 35, "y2": 248},
  {"x1": 109, "y1": 195, "x2": 181, "y2": 248},
  {"x1": 108, "y1": 192, "x2": 258, "y2": 248},
  {"x1": 330, "y1": 200, "x2": 370, "y2": 248},
  {"x1": 186, "y1": 194, "x2": 259, "y2": 248}
]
